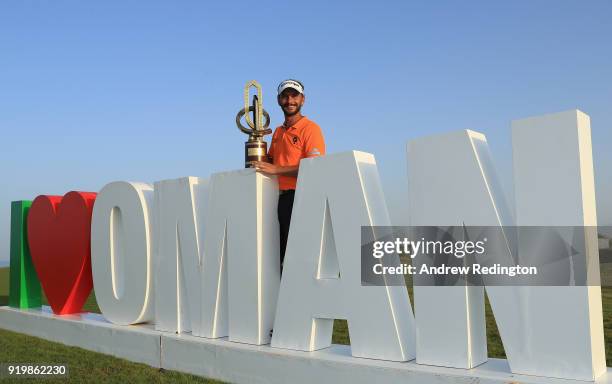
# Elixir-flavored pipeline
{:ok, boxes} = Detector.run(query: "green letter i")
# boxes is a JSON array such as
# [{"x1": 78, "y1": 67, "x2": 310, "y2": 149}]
[{"x1": 9, "y1": 201, "x2": 42, "y2": 309}]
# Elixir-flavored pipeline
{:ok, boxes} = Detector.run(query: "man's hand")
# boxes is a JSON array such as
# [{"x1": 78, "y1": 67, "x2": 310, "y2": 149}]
[
  {"x1": 252, "y1": 161, "x2": 299, "y2": 176},
  {"x1": 252, "y1": 161, "x2": 281, "y2": 175}
]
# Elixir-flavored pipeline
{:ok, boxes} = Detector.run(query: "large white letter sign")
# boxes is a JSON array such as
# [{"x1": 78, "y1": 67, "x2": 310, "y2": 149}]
[
  {"x1": 271, "y1": 151, "x2": 416, "y2": 362},
  {"x1": 154, "y1": 171, "x2": 279, "y2": 345},
  {"x1": 406, "y1": 110, "x2": 606, "y2": 381},
  {"x1": 510, "y1": 110, "x2": 606, "y2": 380},
  {"x1": 154, "y1": 177, "x2": 209, "y2": 334},
  {"x1": 199, "y1": 169, "x2": 280, "y2": 345},
  {"x1": 91, "y1": 181, "x2": 155, "y2": 325},
  {"x1": 407, "y1": 130, "x2": 509, "y2": 369}
]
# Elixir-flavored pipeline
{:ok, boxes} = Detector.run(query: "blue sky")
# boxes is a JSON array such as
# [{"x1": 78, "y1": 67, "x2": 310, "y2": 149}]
[{"x1": 1, "y1": 1, "x2": 611, "y2": 262}]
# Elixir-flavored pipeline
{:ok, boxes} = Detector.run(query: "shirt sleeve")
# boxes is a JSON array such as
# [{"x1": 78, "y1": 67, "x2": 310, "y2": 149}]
[
  {"x1": 267, "y1": 130, "x2": 276, "y2": 160},
  {"x1": 302, "y1": 123, "x2": 326, "y2": 158}
]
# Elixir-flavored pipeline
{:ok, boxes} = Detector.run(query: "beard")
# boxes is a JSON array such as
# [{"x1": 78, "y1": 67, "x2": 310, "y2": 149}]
[{"x1": 282, "y1": 104, "x2": 302, "y2": 116}]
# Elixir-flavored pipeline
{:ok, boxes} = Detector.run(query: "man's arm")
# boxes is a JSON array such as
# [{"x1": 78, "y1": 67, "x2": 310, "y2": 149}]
[
  {"x1": 254, "y1": 123, "x2": 325, "y2": 177},
  {"x1": 252, "y1": 161, "x2": 298, "y2": 176}
]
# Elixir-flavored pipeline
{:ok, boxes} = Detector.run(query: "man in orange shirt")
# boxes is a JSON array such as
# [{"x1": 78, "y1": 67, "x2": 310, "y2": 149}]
[{"x1": 252, "y1": 79, "x2": 326, "y2": 269}]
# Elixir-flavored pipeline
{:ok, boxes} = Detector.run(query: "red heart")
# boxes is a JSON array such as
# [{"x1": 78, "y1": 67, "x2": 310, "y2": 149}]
[{"x1": 27, "y1": 191, "x2": 97, "y2": 315}]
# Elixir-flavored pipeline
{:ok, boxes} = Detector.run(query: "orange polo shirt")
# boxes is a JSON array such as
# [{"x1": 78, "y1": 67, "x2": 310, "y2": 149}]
[{"x1": 268, "y1": 116, "x2": 325, "y2": 190}]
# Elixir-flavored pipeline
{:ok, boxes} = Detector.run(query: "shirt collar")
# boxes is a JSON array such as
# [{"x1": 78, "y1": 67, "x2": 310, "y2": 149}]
[{"x1": 283, "y1": 116, "x2": 308, "y2": 130}]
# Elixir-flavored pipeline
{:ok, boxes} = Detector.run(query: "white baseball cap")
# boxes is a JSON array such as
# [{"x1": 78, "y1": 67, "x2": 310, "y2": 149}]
[{"x1": 277, "y1": 79, "x2": 304, "y2": 95}]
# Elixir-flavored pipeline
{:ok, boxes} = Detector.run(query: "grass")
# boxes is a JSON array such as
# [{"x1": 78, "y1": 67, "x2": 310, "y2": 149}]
[
  {"x1": 0, "y1": 267, "x2": 610, "y2": 383},
  {"x1": 0, "y1": 267, "x2": 221, "y2": 383},
  {"x1": 0, "y1": 328, "x2": 222, "y2": 384}
]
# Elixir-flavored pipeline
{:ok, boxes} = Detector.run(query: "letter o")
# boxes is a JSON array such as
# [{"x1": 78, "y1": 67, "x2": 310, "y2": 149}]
[{"x1": 91, "y1": 181, "x2": 154, "y2": 325}]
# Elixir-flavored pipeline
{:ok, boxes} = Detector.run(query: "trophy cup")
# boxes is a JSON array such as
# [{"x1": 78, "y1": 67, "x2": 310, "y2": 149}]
[{"x1": 235, "y1": 80, "x2": 272, "y2": 168}]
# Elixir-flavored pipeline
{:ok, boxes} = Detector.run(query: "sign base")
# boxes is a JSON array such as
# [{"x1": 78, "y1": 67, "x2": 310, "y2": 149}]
[{"x1": 0, "y1": 306, "x2": 610, "y2": 384}]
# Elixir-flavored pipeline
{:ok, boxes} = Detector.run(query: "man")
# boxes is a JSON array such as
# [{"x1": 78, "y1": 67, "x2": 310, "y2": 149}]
[{"x1": 252, "y1": 79, "x2": 326, "y2": 269}]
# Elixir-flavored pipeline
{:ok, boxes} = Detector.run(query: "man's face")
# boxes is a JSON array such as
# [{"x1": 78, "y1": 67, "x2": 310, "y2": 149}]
[{"x1": 278, "y1": 88, "x2": 305, "y2": 116}]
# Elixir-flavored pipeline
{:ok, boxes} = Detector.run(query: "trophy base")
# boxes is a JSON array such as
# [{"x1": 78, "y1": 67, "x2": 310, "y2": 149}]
[{"x1": 245, "y1": 141, "x2": 268, "y2": 168}]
